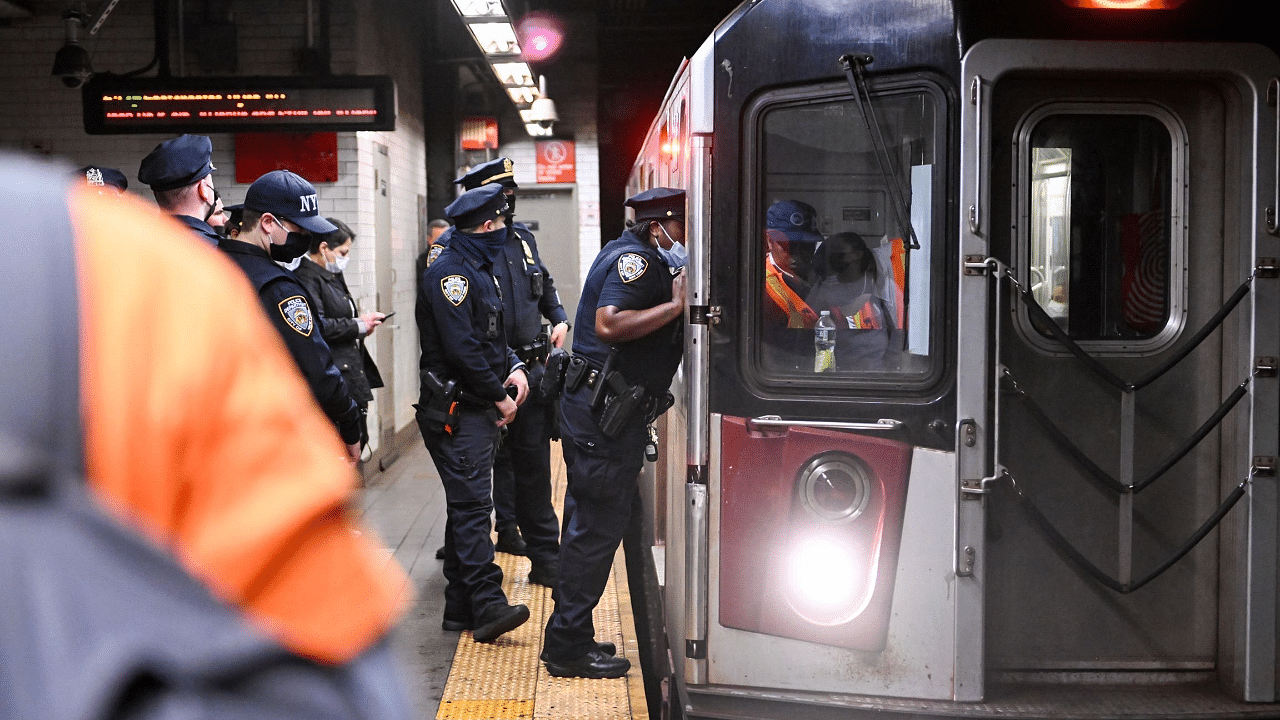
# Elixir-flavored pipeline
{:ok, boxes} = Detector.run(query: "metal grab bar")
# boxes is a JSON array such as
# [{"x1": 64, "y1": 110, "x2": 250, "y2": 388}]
[
  {"x1": 1009, "y1": 472, "x2": 1249, "y2": 594},
  {"x1": 748, "y1": 415, "x2": 903, "y2": 431}
]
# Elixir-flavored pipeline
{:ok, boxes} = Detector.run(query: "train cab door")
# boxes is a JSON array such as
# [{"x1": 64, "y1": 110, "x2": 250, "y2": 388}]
[{"x1": 960, "y1": 40, "x2": 1280, "y2": 699}]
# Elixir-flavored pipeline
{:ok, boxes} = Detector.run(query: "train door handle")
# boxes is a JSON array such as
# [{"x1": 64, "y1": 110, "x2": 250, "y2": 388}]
[{"x1": 749, "y1": 415, "x2": 903, "y2": 431}]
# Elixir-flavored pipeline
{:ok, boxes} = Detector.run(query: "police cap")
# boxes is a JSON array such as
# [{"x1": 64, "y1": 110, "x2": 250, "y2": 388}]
[
  {"x1": 137, "y1": 134, "x2": 215, "y2": 191},
  {"x1": 626, "y1": 187, "x2": 685, "y2": 223},
  {"x1": 766, "y1": 199, "x2": 823, "y2": 244},
  {"x1": 456, "y1": 157, "x2": 517, "y2": 191},
  {"x1": 77, "y1": 165, "x2": 127, "y2": 192},
  {"x1": 243, "y1": 170, "x2": 337, "y2": 235},
  {"x1": 446, "y1": 184, "x2": 510, "y2": 229}
]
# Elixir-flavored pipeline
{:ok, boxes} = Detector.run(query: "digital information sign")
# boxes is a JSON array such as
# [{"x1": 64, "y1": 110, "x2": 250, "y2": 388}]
[{"x1": 81, "y1": 75, "x2": 396, "y2": 134}]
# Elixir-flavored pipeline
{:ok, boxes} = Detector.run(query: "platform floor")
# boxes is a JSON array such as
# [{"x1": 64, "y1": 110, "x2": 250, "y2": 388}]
[{"x1": 357, "y1": 433, "x2": 647, "y2": 720}]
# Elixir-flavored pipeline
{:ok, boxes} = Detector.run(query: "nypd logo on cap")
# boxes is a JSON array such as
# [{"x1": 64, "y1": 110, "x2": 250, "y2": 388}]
[{"x1": 243, "y1": 170, "x2": 336, "y2": 235}]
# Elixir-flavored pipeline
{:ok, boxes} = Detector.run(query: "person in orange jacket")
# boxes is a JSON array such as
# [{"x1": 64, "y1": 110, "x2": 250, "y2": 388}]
[{"x1": 69, "y1": 180, "x2": 413, "y2": 711}]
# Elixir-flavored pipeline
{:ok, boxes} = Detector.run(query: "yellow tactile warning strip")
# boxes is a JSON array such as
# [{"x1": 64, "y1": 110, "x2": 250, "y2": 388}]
[{"x1": 436, "y1": 446, "x2": 648, "y2": 720}]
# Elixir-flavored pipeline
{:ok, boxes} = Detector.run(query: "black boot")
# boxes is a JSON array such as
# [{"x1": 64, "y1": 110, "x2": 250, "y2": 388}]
[{"x1": 494, "y1": 523, "x2": 527, "y2": 556}]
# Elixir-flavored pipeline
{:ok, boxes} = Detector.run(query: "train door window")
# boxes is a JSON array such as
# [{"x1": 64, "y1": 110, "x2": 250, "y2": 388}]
[
  {"x1": 750, "y1": 80, "x2": 945, "y2": 390},
  {"x1": 1014, "y1": 104, "x2": 1185, "y2": 354}
]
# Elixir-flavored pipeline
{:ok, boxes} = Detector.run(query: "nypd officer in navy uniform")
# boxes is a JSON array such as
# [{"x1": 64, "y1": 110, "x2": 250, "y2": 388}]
[
  {"x1": 416, "y1": 182, "x2": 532, "y2": 643},
  {"x1": 137, "y1": 134, "x2": 224, "y2": 246},
  {"x1": 431, "y1": 157, "x2": 569, "y2": 583},
  {"x1": 217, "y1": 170, "x2": 364, "y2": 464},
  {"x1": 542, "y1": 188, "x2": 687, "y2": 678}
]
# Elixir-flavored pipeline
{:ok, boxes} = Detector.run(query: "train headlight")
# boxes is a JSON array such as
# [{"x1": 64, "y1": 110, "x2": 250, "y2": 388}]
[
  {"x1": 797, "y1": 453, "x2": 872, "y2": 523},
  {"x1": 783, "y1": 453, "x2": 884, "y2": 627}
]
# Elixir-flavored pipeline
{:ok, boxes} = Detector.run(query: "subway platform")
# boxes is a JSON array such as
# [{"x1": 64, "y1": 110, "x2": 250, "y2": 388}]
[{"x1": 357, "y1": 432, "x2": 648, "y2": 720}]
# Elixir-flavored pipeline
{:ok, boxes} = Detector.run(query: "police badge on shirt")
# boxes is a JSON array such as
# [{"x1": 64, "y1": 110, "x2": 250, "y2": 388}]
[
  {"x1": 441, "y1": 275, "x2": 469, "y2": 306},
  {"x1": 618, "y1": 253, "x2": 647, "y2": 283},
  {"x1": 278, "y1": 295, "x2": 314, "y2": 336}
]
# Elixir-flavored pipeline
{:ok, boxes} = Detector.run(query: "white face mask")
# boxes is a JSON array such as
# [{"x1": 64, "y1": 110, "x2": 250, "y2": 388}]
[
  {"x1": 327, "y1": 252, "x2": 351, "y2": 273},
  {"x1": 655, "y1": 223, "x2": 688, "y2": 270}
]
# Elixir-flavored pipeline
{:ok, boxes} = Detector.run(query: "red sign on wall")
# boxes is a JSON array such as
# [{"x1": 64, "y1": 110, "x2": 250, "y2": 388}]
[
  {"x1": 235, "y1": 133, "x2": 339, "y2": 183},
  {"x1": 535, "y1": 140, "x2": 576, "y2": 184}
]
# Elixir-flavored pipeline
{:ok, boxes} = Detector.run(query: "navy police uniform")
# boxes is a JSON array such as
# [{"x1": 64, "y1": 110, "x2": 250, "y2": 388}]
[
  {"x1": 542, "y1": 188, "x2": 685, "y2": 673},
  {"x1": 416, "y1": 184, "x2": 530, "y2": 637},
  {"x1": 217, "y1": 170, "x2": 363, "y2": 446},
  {"x1": 137, "y1": 134, "x2": 222, "y2": 246},
  {"x1": 435, "y1": 158, "x2": 568, "y2": 579}
]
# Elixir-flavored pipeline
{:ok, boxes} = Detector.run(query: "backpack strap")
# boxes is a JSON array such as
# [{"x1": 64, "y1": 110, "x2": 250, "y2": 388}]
[{"x1": 0, "y1": 155, "x2": 83, "y2": 495}]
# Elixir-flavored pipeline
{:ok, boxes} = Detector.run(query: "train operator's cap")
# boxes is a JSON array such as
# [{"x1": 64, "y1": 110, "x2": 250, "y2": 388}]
[
  {"x1": 137, "y1": 134, "x2": 215, "y2": 191},
  {"x1": 456, "y1": 157, "x2": 518, "y2": 191},
  {"x1": 243, "y1": 170, "x2": 337, "y2": 234},
  {"x1": 766, "y1": 199, "x2": 823, "y2": 244},
  {"x1": 626, "y1": 187, "x2": 686, "y2": 223},
  {"x1": 446, "y1": 184, "x2": 510, "y2": 228},
  {"x1": 77, "y1": 165, "x2": 127, "y2": 192}
]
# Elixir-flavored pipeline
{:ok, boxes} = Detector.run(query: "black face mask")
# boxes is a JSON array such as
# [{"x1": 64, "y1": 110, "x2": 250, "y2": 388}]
[{"x1": 270, "y1": 231, "x2": 311, "y2": 262}]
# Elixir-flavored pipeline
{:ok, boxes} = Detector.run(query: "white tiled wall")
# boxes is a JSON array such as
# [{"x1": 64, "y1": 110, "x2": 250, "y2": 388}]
[{"x1": 0, "y1": 0, "x2": 428, "y2": 453}]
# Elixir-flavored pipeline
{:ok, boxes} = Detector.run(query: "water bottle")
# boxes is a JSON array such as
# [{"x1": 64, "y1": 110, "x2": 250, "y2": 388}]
[{"x1": 814, "y1": 310, "x2": 836, "y2": 372}]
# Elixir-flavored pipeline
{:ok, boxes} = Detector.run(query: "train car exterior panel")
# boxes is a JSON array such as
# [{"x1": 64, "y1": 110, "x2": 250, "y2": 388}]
[{"x1": 627, "y1": 1, "x2": 1280, "y2": 717}]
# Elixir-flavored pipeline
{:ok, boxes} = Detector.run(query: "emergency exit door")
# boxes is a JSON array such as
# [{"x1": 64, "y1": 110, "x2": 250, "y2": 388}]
[{"x1": 959, "y1": 40, "x2": 1280, "y2": 700}]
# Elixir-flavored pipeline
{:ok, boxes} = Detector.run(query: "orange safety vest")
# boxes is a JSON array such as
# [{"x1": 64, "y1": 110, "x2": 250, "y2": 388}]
[
  {"x1": 765, "y1": 258, "x2": 819, "y2": 328},
  {"x1": 73, "y1": 187, "x2": 406, "y2": 665}
]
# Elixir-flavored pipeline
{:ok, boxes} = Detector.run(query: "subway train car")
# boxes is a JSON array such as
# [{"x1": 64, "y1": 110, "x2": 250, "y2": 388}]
[{"x1": 626, "y1": 0, "x2": 1280, "y2": 718}]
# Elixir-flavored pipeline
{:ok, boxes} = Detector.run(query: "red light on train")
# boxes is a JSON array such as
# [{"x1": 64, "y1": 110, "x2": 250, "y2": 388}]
[
  {"x1": 718, "y1": 417, "x2": 910, "y2": 652},
  {"x1": 1060, "y1": 0, "x2": 1185, "y2": 8}
]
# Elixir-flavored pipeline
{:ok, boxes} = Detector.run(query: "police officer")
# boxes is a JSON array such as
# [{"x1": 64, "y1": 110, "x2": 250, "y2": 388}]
[
  {"x1": 435, "y1": 157, "x2": 568, "y2": 582},
  {"x1": 542, "y1": 188, "x2": 687, "y2": 678},
  {"x1": 217, "y1": 170, "x2": 364, "y2": 463},
  {"x1": 416, "y1": 183, "x2": 531, "y2": 643},
  {"x1": 137, "y1": 134, "x2": 223, "y2": 245}
]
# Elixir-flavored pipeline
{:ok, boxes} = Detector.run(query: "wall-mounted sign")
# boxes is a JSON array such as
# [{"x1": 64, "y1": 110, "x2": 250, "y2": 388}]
[
  {"x1": 81, "y1": 74, "x2": 396, "y2": 134},
  {"x1": 535, "y1": 140, "x2": 575, "y2": 184},
  {"x1": 460, "y1": 116, "x2": 499, "y2": 150}
]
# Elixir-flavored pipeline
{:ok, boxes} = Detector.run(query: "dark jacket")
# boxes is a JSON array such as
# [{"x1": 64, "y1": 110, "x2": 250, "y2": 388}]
[
  {"x1": 294, "y1": 256, "x2": 383, "y2": 405},
  {"x1": 216, "y1": 239, "x2": 363, "y2": 445},
  {"x1": 416, "y1": 230, "x2": 523, "y2": 403}
]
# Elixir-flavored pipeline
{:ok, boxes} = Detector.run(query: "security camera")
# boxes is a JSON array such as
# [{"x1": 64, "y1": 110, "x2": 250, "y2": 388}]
[
  {"x1": 52, "y1": 43, "x2": 93, "y2": 88},
  {"x1": 528, "y1": 96, "x2": 558, "y2": 129},
  {"x1": 51, "y1": 11, "x2": 93, "y2": 89}
]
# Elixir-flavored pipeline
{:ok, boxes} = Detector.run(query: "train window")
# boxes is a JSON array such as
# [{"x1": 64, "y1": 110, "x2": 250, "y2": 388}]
[
  {"x1": 752, "y1": 82, "x2": 944, "y2": 390},
  {"x1": 1015, "y1": 104, "x2": 1184, "y2": 353}
]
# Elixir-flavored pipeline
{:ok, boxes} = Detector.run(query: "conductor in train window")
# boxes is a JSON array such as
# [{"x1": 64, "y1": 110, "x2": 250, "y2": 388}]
[
  {"x1": 542, "y1": 187, "x2": 686, "y2": 679},
  {"x1": 805, "y1": 231, "x2": 895, "y2": 367},
  {"x1": 762, "y1": 199, "x2": 821, "y2": 370}
]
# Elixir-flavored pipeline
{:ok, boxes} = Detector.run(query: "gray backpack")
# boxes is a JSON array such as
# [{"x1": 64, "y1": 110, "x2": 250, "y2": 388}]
[{"x1": 0, "y1": 156, "x2": 391, "y2": 720}]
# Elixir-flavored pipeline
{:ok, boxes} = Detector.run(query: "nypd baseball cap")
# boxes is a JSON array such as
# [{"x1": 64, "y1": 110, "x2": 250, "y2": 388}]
[
  {"x1": 766, "y1": 199, "x2": 823, "y2": 244},
  {"x1": 242, "y1": 170, "x2": 336, "y2": 235}
]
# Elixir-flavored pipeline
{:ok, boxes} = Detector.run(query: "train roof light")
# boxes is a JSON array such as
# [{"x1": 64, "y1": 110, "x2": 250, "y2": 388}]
[{"x1": 1060, "y1": 0, "x2": 1185, "y2": 8}]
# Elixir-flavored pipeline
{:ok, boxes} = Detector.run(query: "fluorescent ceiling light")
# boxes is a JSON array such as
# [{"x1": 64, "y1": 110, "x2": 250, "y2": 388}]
[
  {"x1": 451, "y1": 0, "x2": 507, "y2": 18},
  {"x1": 507, "y1": 86, "x2": 538, "y2": 104},
  {"x1": 468, "y1": 22, "x2": 521, "y2": 55},
  {"x1": 491, "y1": 62, "x2": 534, "y2": 87}
]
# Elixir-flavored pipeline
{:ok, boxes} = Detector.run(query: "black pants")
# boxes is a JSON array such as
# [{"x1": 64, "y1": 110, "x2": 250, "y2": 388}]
[
  {"x1": 542, "y1": 383, "x2": 647, "y2": 661},
  {"x1": 418, "y1": 405, "x2": 507, "y2": 623},
  {"x1": 490, "y1": 391, "x2": 561, "y2": 566}
]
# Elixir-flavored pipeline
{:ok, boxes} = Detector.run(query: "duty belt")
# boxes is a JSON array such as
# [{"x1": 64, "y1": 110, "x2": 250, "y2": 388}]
[{"x1": 513, "y1": 332, "x2": 550, "y2": 365}]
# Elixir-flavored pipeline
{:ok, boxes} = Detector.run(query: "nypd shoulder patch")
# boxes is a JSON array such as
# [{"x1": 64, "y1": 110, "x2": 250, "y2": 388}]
[
  {"x1": 441, "y1": 275, "x2": 469, "y2": 306},
  {"x1": 425, "y1": 244, "x2": 444, "y2": 267},
  {"x1": 618, "y1": 253, "x2": 648, "y2": 283},
  {"x1": 278, "y1": 295, "x2": 314, "y2": 337}
]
